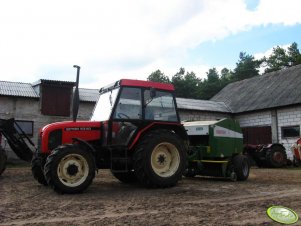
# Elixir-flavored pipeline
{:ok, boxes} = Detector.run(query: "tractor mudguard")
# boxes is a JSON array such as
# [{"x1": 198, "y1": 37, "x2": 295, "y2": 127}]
[{"x1": 72, "y1": 137, "x2": 96, "y2": 153}]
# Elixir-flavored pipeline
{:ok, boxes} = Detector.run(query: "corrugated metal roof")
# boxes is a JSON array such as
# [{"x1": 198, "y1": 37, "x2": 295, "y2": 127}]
[
  {"x1": 0, "y1": 81, "x2": 39, "y2": 98},
  {"x1": 32, "y1": 79, "x2": 75, "y2": 86},
  {"x1": 211, "y1": 64, "x2": 301, "y2": 113},
  {"x1": 176, "y1": 97, "x2": 231, "y2": 113},
  {"x1": 79, "y1": 88, "x2": 99, "y2": 102}
]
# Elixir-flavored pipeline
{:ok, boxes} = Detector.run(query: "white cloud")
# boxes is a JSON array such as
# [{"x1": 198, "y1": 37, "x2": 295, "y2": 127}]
[{"x1": 0, "y1": 0, "x2": 300, "y2": 87}]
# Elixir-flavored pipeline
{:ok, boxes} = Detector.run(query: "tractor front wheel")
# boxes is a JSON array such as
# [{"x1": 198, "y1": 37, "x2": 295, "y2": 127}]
[
  {"x1": 0, "y1": 147, "x2": 7, "y2": 176},
  {"x1": 44, "y1": 145, "x2": 95, "y2": 194},
  {"x1": 133, "y1": 130, "x2": 186, "y2": 188}
]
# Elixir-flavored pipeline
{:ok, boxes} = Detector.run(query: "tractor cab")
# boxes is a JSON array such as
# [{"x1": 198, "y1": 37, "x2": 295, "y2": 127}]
[{"x1": 91, "y1": 79, "x2": 181, "y2": 147}]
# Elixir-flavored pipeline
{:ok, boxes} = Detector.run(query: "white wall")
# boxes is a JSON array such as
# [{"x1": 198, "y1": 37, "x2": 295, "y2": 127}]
[
  {"x1": 277, "y1": 106, "x2": 301, "y2": 158},
  {"x1": 235, "y1": 111, "x2": 271, "y2": 127},
  {"x1": 235, "y1": 107, "x2": 301, "y2": 160}
]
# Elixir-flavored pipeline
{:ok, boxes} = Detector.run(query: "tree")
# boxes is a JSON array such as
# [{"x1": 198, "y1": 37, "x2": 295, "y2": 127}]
[
  {"x1": 233, "y1": 52, "x2": 261, "y2": 81},
  {"x1": 263, "y1": 43, "x2": 301, "y2": 73},
  {"x1": 199, "y1": 68, "x2": 223, "y2": 100},
  {"x1": 171, "y1": 68, "x2": 201, "y2": 98},
  {"x1": 147, "y1": 70, "x2": 170, "y2": 83},
  {"x1": 287, "y1": 42, "x2": 301, "y2": 66},
  {"x1": 263, "y1": 46, "x2": 289, "y2": 73},
  {"x1": 220, "y1": 67, "x2": 233, "y2": 85}
]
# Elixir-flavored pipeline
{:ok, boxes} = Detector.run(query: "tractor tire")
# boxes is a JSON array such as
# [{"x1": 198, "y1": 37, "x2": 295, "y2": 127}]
[
  {"x1": 232, "y1": 155, "x2": 250, "y2": 181},
  {"x1": 111, "y1": 170, "x2": 138, "y2": 183},
  {"x1": 0, "y1": 147, "x2": 7, "y2": 176},
  {"x1": 266, "y1": 146, "x2": 287, "y2": 168},
  {"x1": 133, "y1": 130, "x2": 186, "y2": 188},
  {"x1": 31, "y1": 152, "x2": 48, "y2": 186},
  {"x1": 44, "y1": 145, "x2": 95, "y2": 194}
]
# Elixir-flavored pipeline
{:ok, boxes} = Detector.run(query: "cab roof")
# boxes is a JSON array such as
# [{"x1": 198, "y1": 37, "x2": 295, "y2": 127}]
[{"x1": 100, "y1": 79, "x2": 174, "y2": 93}]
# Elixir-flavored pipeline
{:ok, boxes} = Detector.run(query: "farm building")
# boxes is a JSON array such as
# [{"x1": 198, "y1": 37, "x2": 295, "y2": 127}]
[{"x1": 0, "y1": 65, "x2": 301, "y2": 160}]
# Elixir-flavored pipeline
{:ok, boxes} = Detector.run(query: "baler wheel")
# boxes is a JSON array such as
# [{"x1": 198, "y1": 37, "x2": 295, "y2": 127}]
[
  {"x1": 232, "y1": 155, "x2": 250, "y2": 181},
  {"x1": 31, "y1": 152, "x2": 48, "y2": 185},
  {"x1": 111, "y1": 170, "x2": 137, "y2": 183},
  {"x1": 0, "y1": 147, "x2": 7, "y2": 176},
  {"x1": 133, "y1": 130, "x2": 186, "y2": 188},
  {"x1": 44, "y1": 145, "x2": 95, "y2": 194}
]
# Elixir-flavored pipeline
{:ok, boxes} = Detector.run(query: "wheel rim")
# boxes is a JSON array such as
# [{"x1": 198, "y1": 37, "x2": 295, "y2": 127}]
[
  {"x1": 151, "y1": 142, "x2": 180, "y2": 178},
  {"x1": 57, "y1": 154, "x2": 89, "y2": 187},
  {"x1": 273, "y1": 151, "x2": 284, "y2": 163}
]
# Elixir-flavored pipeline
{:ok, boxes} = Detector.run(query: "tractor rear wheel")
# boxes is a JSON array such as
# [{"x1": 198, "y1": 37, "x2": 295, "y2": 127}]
[
  {"x1": 266, "y1": 146, "x2": 287, "y2": 168},
  {"x1": 44, "y1": 145, "x2": 95, "y2": 194},
  {"x1": 111, "y1": 170, "x2": 138, "y2": 183},
  {"x1": 0, "y1": 147, "x2": 7, "y2": 176},
  {"x1": 31, "y1": 152, "x2": 48, "y2": 186},
  {"x1": 133, "y1": 130, "x2": 186, "y2": 188},
  {"x1": 233, "y1": 154, "x2": 250, "y2": 181}
]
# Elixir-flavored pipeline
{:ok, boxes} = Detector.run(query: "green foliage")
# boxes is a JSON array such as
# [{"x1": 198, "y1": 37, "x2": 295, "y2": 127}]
[
  {"x1": 263, "y1": 42, "x2": 301, "y2": 73},
  {"x1": 233, "y1": 52, "x2": 261, "y2": 81},
  {"x1": 147, "y1": 42, "x2": 301, "y2": 100},
  {"x1": 171, "y1": 68, "x2": 202, "y2": 98},
  {"x1": 199, "y1": 68, "x2": 222, "y2": 100},
  {"x1": 147, "y1": 70, "x2": 170, "y2": 83}
]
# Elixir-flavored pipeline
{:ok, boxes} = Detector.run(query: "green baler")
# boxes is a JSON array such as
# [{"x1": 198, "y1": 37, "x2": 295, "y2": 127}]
[{"x1": 183, "y1": 118, "x2": 249, "y2": 181}]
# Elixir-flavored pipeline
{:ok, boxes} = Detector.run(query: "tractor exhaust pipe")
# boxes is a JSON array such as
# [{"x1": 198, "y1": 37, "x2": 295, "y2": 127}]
[{"x1": 72, "y1": 65, "x2": 80, "y2": 122}]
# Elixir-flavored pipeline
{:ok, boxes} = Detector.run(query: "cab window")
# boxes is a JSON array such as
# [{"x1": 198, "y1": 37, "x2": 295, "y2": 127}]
[
  {"x1": 144, "y1": 90, "x2": 178, "y2": 122},
  {"x1": 113, "y1": 87, "x2": 142, "y2": 120}
]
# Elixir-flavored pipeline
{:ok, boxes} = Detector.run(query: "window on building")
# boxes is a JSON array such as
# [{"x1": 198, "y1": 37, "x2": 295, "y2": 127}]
[
  {"x1": 14, "y1": 120, "x2": 34, "y2": 137},
  {"x1": 281, "y1": 126, "x2": 300, "y2": 138}
]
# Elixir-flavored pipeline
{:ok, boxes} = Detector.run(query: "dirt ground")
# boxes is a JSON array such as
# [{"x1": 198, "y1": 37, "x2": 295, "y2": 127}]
[{"x1": 1, "y1": 166, "x2": 301, "y2": 226}]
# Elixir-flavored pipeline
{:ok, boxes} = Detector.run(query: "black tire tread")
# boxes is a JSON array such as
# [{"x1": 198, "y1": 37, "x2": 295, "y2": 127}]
[
  {"x1": 133, "y1": 129, "x2": 186, "y2": 188},
  {"x1": 44, "y1": 144, "x2": 95, "y2": 194},
  {"x1": 233, "y1": 154, "x2": 250, "y2": 181},
  {"x1": 31, "y1": 153, "x2": 48, "y2": 186},
  {"x1": 266, "y1": 146, "x2": 287, "y2": 168}
]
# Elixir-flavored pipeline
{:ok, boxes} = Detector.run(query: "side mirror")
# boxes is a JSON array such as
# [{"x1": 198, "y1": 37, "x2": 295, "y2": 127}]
[{"x1": 150, "y1": 88, "x2": 156, "y2": 98}]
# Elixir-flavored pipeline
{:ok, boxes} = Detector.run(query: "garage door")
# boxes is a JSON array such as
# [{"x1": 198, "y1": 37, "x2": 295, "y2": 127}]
[{"x1": 242, "y1": 126, "x2": 272, "y2": 144}]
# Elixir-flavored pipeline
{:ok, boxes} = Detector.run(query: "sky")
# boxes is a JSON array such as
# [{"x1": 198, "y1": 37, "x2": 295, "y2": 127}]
[{"x1": 0, "y1": 0, "x2": 300, "y2": 89}]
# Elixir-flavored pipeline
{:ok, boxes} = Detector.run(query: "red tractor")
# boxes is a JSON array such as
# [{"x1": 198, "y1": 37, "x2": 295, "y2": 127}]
[{"x1": 32, "y1": 66, "x2": 188, "y2": 193}]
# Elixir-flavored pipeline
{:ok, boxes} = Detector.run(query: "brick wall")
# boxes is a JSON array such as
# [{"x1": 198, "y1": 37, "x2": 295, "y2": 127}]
[
  {"x1": 235, "y1": 111, "x2": 272, "y2": 127},
  {"x1": 0, "y1": 96, "x2": 94, "y2": 160},
  {"x1": 277, "y1": 106, "x2": 301, "y2": 156}
]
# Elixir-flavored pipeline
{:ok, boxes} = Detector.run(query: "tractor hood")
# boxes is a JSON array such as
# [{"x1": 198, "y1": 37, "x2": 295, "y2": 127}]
[{"x1": 39, "y1": 121, "x2": 101, "y2": 154}]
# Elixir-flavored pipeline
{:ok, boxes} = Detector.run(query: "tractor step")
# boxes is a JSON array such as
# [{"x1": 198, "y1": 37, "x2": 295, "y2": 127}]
[{"x1": 109, "y1": 145, "x2": 129, "y2": 173}]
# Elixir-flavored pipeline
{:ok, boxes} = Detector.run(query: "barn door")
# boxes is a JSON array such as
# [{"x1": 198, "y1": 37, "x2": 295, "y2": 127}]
[{"x1": 242, "y1": 126, "x2": 272, "y2": 144}]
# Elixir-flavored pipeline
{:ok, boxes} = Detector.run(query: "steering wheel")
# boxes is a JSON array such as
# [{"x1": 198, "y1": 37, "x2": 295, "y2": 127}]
[{"x1": 117, "y1": 112, "x2": 130, "y2": 119}]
